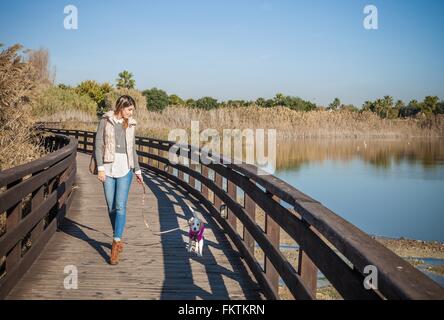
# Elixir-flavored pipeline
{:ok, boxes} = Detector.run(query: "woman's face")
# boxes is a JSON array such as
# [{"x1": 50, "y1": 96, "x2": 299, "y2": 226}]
[{"x1": 120, "y1": 105, "x2": 135, "y2": 119}]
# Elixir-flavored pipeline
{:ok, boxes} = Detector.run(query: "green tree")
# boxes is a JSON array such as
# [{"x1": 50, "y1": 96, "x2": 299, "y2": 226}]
[
  {"x1": 361, "y1": 100, "x2": 373, "y2": 112},
  {"x1": 273, "y1": 93, "x2": 286, "y2": 106},
  {"x1": 265, "y1": 99, "x2": 274, "y2": 108},
  {"x1": 275, "y1": 94, "x2": 316, "y2": 111},
  {"x1": 75, "y1": 80, "x2": 113, "y2": 114},
  {"x1": 58, "y1": 83, "x2": 71, "y2": 90},
  {"x1": 195, "y1": 96, "x2": 218, "y2": 110},
  {"x1": 328, "y1": 98, "x2": 341, "y2": 110},
  {"x1": 364, "y1": 96, "x2": 394, "y2": 118},
  {"x1": 116, "y1": 70, "x2": 136, "y2": 89},
  {"x1": 382, "y1": 95, "x2": 394, "y2": 118},
  {"x1": 168, "y1": 94, "x2": 184, "y2": 106},
  {"x1": 185, "y1": 98, "x2": 195, "y2": 107},
  {"x1": 255, "y1": 97, "x2": 265, "y2": 107},
  {"x1": 437, "y1": 100, "x2": 444, "y2": 114},
  {"x1": 399, "y1": 99, "x2": 421, "y2": 117},
  {"x1": 340, "y1": 104, "x2": 358, "y2": 112},
  {"x1": 142, "y1": 87, "x2": 169, "y2": 111},
  {"x1": 421, "y1": 96, "x2": 439, "y2": 115},
  {"x1": 392, "y1": 100, "x2": 405, "y2": 118},
  {"x1": 395, "y1": 100, "x2": 405, "y2": 109}
]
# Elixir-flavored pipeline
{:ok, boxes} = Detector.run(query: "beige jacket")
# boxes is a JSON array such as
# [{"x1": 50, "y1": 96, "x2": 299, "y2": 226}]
[{"x1": 101, "y1": 110, "x2": 138, "y2": 169}]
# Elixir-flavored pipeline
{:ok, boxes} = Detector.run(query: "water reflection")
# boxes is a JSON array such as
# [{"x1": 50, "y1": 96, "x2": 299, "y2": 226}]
[
  {"x1": 275, "y1": 138, "x2": 444, "y2": 172},
  {"x1": 271, "y1": 138, "x2": 444, "y2": 242}
]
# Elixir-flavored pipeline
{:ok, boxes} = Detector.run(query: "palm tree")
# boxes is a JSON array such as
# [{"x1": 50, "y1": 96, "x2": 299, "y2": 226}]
[
  {"x1": 116, "y1": 70, "x2": 135, "y2": 89},
  {"x1": 328, "y1": 98, "x2": 341, "y2": 110}
]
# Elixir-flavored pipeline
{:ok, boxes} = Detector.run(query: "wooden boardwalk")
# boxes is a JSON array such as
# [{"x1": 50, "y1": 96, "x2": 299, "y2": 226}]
[{"x1": 6, "y1": 152, "x2": 264, "y2": 300}]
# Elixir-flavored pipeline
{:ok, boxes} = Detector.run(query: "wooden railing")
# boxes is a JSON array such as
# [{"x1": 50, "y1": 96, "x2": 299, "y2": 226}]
[
  {"x1": 0, "y1": 133, "x2": 77, "y2": 299},
  {"x1": 33, "y1": 126, "x2": 444, "y2": 299}
]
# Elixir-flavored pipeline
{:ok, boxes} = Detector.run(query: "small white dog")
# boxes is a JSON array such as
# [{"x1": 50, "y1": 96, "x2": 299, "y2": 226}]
[{"x1": 187, "y1": 206, "x2": 205, "y2": 256}]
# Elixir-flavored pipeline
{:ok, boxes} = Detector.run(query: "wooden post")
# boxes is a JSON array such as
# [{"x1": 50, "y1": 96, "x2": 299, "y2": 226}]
[
  {"x1": 178, "y1": 168, "x2": 184, "y2": 182},
  {"x1": 30, "y1": 173, "x2": 45, "y2": 244},
  {"x1": 55, "y1": 159, "x2": 74, "y2": 228},
  {"x1": 244, "y1": 193, "x2": 256, "y2": 256},
  {"x1": 136, "y1": 139, "x2": 141, "y2": 166},
  {"x1": 5, "y1": 179, "x2": 23, "y2": 272},
  {"x1": 201, "y1": 166, "x2": 209, "y2": 200},
  {"x1": 214, "y1": 172, "x2": 223, "y2": 215},
  {"x1": 227, "y1": 179, "x2": 237, "y2": 231},
  {"x1": 84, "y1": 131, "x2": 88, "y2": 153},
  {"x1": 207, "y1": 169, "x2": 214, "y2": 204},
  {"x1": 146, "y1": 145, "x2": 151, "y2": 167},
  {"x1": 74, "y1": 130, "x2": 79, "y2": 151},
  {"x1": 264, "y1": 191, "x2": 280, "y2": 296},
  {"x1": 189, "y1": 164, "x2": 196, "y2": 189},
  {"x1": 298, "y1": 249, "x2": 318, "y2": 298}
]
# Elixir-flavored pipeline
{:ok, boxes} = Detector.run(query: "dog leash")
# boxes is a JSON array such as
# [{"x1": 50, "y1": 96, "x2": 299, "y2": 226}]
[{"x1": 139, "y1": 172, "x2": 189, "y2": 236}]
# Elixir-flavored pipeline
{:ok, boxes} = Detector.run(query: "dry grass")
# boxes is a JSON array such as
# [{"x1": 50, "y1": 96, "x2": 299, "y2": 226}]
[
  {"x1": 35, "y1": 109, "x2": 97, "y2": 123},
  {"x1": 279, "y1": 281, "x2": 342, "y2": 300},
  {"x1": 428, "y1": 265, "x2": 444, "y2": 276},
  {"x1": 375, "y1": 237, "x2": 444, "y2": 259},
  {"x1": 0, "y1": 44, "x2": 48, "y2": 171},
  {"x1": 37, "y1": 105, "x2": 444, "y2": 141},
  {"x1": 135, "y1": 106, "x2": 444, "y2": 139}
]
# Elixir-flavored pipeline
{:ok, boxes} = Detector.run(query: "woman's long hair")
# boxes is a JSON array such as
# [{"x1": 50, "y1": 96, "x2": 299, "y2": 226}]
[{"x1": 114, "y1": 95, "x2": 136, "y2": 129}]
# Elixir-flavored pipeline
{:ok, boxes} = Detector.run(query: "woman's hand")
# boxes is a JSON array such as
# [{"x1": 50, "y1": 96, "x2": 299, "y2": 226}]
[
  {"x1": 136, "y1": 173, "x2": 143, "y2": 185},
  {"x1": 98, "y1": 171, "x2": 106, "y2": 183}
]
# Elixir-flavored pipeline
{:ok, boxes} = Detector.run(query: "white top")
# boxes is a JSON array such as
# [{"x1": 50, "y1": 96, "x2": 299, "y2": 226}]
[{"x1": 97, "y1": 116, "x2": 142, "y2": 178}]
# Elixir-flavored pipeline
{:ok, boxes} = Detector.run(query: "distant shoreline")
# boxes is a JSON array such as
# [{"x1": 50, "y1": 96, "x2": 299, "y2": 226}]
[{"x1": 372, "y1": 235, "x2": 444, "y2": 260}]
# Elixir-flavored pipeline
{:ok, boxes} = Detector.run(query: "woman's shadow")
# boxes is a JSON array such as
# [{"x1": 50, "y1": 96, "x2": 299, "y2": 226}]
[{"x1": 57, "y1": 217, "x2": 113, "y2": 263}]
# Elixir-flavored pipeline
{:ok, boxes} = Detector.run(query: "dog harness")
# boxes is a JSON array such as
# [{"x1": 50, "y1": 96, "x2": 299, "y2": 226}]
[{"x1": 189, "y1": 225, "x2": 205, "y2": 242}]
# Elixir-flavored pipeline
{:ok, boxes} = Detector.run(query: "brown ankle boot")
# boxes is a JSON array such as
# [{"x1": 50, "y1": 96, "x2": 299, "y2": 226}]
[
  {"x1": 110, "y1": 240, "x2": 121, "y2": 265},
  {"x1": 116, "y1": 241, "x2": 123, "y2": 253}
]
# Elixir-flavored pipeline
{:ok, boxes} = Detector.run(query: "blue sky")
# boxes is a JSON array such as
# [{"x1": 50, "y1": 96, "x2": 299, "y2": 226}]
[{"x1": 1, "y1": 0, "x2": 443, "y2": 106}]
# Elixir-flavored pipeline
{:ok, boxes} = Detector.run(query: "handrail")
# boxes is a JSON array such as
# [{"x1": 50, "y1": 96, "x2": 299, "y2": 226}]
[
  {"x1": 0, "y1": 133, "x2": 77, "y2": 299},
  {"x1": 35, "y1": 126, "x2": 444, "y2": 300}
]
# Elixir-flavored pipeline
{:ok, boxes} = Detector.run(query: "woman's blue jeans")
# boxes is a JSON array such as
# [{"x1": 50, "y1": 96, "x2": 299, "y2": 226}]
[{"x1": 103, "y1": 170, "x2": 133, "y2": 240}]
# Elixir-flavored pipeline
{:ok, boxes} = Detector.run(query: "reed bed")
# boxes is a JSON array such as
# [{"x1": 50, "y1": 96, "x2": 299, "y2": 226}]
[{"x1": 32, "y1": 106, "x2": 444, "y2": 140}]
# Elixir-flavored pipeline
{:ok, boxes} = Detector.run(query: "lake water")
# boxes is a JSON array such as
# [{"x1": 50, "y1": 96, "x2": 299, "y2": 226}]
[{"x1": 271, "y1": 138, "x2": 444, "y2": 242}]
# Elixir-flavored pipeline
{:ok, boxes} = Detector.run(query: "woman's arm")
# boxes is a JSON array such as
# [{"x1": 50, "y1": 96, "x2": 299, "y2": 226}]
[
  {"x1": 133, "y1": 131, "x2": 141, "y2": 175},
  {"x1": 94, "y1": 119, "x2": 106, "y2": 172}
]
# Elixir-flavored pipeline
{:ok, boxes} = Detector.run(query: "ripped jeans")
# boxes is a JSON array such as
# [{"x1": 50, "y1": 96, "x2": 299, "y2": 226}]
[{"x1": 103, "y1": 169, "x2": 133, "y2": 240}]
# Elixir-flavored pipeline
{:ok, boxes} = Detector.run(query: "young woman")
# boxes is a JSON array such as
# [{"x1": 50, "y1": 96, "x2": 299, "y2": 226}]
[{"x1": 94, "y1": 95, "x2": 143, "y2": 265}]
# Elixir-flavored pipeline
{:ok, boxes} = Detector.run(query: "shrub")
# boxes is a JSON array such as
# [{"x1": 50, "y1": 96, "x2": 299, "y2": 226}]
[
  {"x1": 142, "y1": 87, "x2": 169, "y2": 112},
  {"x1": 75, "y1": 80, "x2": 113, "y2": 114},
  {"x1": 32, "y1": 86, "x2": 97, "y2": 117},
  {"x1": 194, "y1": 96, "x2": 219, "y2": 110},
  {"x1": 168, "y1": 94, "x2": 184, "y2": 106},
  {"x1": 274, "y1": 94, "x2": 316, "y2": 111}
]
